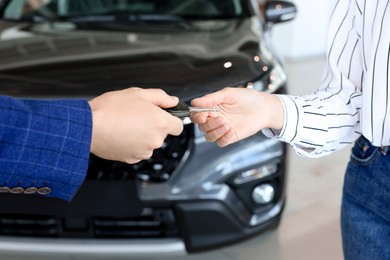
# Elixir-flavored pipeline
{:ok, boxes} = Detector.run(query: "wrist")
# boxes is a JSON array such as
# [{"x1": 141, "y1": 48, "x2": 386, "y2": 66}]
[
  {"x1": 88, "y1": 99, "x2": 101, "y2": 156},
  {"x1": 261, "y1": 93, "x2": 284, "y2": 131}
]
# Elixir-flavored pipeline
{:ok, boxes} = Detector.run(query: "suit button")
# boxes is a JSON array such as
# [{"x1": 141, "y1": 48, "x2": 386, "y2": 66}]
[
  {"x1": 0, "y1": 187, "x2": 10, "y2": 193},
  {"x1": 24, "y1": 187, "x2": 38, "y2": 194},
  {"x1": 38, "y1": 187, "x2": 51, "y2": 195},
  {"x1": 10, "y1": 187, "x2": 24, "y2": 194}
]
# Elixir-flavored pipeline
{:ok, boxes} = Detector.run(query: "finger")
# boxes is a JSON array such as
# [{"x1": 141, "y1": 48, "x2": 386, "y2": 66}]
[
  {"x1": 204, "y1": 123, "x2": 230, "y2": 142},
  {"x1": 133, "y1": 150, "x2": 154, "y2": 162},
  {"x1": 216, "y1": 129, "x2": 236, "y2": 147},
  {"x1": 125, "y1": 158, "x2": 142, "y2": 164},
  {"x1": 198, "y1": 117, "x2": 225, "y2": 133},
  {"x1": 190, "y1": 111, "x2": 209, "y2": 124},
  {"x1": 166, "y1": 116, "x2": 184, "y2": 136}
]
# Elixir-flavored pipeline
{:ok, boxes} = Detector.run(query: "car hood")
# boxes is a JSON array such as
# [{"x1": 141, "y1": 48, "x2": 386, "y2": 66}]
[{"x1": 0, "y1": 18, "x2": 273, "y2": 99}]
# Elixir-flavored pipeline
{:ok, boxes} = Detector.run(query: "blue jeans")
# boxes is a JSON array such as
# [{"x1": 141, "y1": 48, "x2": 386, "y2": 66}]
[{"x1": 341, "y1": 136, "x2": 390, "y2": 260}]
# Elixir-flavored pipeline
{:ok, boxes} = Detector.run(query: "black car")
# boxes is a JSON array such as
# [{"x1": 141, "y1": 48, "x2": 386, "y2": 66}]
[{"x1": 0, "y1": 0, "x2": 296, "y2": 257}]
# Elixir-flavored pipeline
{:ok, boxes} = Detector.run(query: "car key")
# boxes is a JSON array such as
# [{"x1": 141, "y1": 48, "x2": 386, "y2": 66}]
[{"x1": 165, "y1": 101, "x2": 220, "y2": 119}]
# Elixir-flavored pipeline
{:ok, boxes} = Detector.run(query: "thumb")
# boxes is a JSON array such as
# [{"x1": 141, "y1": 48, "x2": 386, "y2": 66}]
[
  {"x1": 144, "y1": 89, "x2": 179, "y2": 109},
  {"x1": 192, "y1": 88, "x2": 234, "y2": 108}
]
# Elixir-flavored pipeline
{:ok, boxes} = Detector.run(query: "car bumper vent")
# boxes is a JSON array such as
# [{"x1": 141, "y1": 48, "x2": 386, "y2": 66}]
[
  {"x1": 93, "y1": 209, "x2": 179, "y2": 238},
  {"x1": 87, "y1": 125, "x2": 192, "y2": 183},
  {"x1": 0, "y1": 214, "x2": 59, "y2": 237},
  {"x1": 0, "y1": 208, "x2": 179, "y2": 239}
]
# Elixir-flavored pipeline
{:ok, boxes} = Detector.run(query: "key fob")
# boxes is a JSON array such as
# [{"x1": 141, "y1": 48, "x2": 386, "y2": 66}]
[{"x1": 164, "y1": 101, "x2": 190, "y2": 119}]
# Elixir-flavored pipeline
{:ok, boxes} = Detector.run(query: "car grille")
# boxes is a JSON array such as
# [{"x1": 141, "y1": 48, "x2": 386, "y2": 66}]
[
  {"x1": 0, "y1": 208, "x2": 179, "y2": 239},
  {"x1": 93, "y1": 209, "x2": 179, "y2": 238},
  {"x1": 0, "y1": 126, "x2": 192, "y2": 239},
  {"x1": 86, "y1": 124, "x2": 192, "y2": 182},
  {"x1": 0, "y1": 215, "x2": 58, "y2": 237}
]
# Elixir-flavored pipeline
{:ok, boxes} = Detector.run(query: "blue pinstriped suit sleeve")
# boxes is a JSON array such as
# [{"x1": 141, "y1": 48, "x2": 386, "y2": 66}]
[{"x1": 0, "y1": 96, "x2": 92, "y2": 201}]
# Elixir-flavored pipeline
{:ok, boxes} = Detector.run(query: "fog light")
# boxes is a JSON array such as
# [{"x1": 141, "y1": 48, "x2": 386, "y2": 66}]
[{"x1": 252, "y1": 184, "x2": 275, "y2": 204}]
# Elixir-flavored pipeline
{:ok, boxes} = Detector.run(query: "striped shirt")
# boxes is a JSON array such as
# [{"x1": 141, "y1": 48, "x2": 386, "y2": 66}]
[{"x1": 264, "y1": 0, "x2": 390, "y2": 157}]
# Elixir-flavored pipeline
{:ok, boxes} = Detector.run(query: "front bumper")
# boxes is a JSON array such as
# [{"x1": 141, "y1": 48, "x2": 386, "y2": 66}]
[
  {"x1": 0, "y1": 237, "x2": 186, "y2": 258},
  {"x1": 0, "y1": 201, "x2": 283, "y2": 257},
  {"x1": 0, "y1": 128, "x2": 287, "y2": 256}
]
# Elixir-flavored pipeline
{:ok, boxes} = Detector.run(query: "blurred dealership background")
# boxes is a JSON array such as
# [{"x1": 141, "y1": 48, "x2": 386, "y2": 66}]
[{"x1": 271, "y1": 0, "x2": 330, "y2": 60}]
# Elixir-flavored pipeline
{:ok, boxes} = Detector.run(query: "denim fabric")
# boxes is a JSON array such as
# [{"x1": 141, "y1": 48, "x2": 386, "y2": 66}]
[
  {"x1": 0, "y1": 96, "x2": 92, "y2": 201},
  {"x1": 341, "y1": 135, "x2": 390, "y2": 260}
]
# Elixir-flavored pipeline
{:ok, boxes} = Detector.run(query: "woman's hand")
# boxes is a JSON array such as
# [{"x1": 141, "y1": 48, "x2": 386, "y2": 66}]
[{"x1": 191, "y1": 87, "x2": 284, "y2": 147}]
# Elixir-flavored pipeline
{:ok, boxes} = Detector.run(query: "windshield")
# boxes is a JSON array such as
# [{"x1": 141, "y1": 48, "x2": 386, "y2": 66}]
[{"x1": 2, "y1": 0, "x2": 248, "y2": 21}]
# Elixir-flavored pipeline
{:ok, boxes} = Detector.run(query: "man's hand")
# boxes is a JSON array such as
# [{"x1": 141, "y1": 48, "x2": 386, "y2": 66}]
[
  {"x1": 191, "y1": 87, "x2": 284, "y2": 147},
  {"x1": 89, "y1": 88, "x2": 183, "y2": 164}
]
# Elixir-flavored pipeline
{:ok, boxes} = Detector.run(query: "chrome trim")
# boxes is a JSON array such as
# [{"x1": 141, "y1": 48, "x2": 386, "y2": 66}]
[
  {"x1": 0, "y1": 237, "x2": 186, "y2": 257},
  {"x1": 233, "y1": 164, "x2": 278, "y2": 185}
]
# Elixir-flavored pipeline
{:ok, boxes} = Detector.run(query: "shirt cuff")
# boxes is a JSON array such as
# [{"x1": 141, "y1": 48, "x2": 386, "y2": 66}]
[{"x1": 262, "y1": 94, "x2": 300, "y2": 142}]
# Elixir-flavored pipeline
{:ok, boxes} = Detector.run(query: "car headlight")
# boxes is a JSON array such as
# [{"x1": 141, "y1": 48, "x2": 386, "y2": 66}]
[{"x1": 246, "y1": 62, "x2": 287, "y2": 93}]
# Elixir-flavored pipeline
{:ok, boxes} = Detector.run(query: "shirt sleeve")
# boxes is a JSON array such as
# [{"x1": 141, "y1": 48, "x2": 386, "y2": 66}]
[
  {"x1": 263, "y1": 0, "x2": 363, "y2": 157},
  {"x1": 0, "y1": 96, "x2": 93, "y2": 201}
]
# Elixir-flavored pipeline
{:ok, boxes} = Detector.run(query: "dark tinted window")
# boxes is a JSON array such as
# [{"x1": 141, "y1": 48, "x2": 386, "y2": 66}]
[{"x1": 3, "y1": 0, "x2": 246, "y2": 20}]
